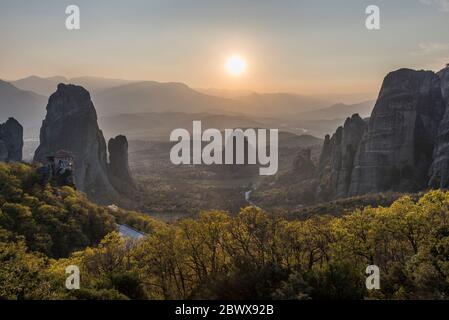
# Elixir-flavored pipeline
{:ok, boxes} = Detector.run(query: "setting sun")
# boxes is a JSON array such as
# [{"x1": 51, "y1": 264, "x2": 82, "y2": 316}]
[{"x1": 225, "y1": 55, "x2": 247, "y2": 77}]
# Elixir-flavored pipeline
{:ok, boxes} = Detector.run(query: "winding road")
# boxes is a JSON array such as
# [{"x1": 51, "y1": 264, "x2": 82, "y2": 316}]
[{"x1": 245, "y1": 189, "x2": 261, "y2": 209}]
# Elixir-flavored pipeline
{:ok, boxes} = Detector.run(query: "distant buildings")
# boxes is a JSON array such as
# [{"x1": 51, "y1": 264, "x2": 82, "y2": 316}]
[{"x1": 37, "y1": 149, "x2": 74, "y2": 186}]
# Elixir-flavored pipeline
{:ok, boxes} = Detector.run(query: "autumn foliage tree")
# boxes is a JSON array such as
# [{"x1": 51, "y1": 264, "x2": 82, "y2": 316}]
[{"x1": 4, "y1": 163, "x2": 449, "y2": 299}]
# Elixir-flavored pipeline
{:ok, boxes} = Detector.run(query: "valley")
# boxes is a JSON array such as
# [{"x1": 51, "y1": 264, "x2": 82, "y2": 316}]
[
  {"x1": 2, "y1": 0, "x2": 449, "y2": 303},
  {"x1": 3, "y1": 67, "x2": 449, "y2": 301},
  {"x1": 10, "y1": 66, "x2": 449, "y2": 222}
]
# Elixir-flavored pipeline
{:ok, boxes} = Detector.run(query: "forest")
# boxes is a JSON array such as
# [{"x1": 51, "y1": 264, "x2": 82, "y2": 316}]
[{"x1": 1, "y1": 162, "x2": 449, "y2": 300}]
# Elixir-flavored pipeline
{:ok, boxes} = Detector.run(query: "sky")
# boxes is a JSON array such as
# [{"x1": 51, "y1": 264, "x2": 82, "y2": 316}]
[{"x1": 0, "y1": 0, "x2": 448, "y2": 96}]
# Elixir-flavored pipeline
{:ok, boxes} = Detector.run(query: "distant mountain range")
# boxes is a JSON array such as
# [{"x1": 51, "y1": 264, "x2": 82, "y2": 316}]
[
  {"x1": 10, "y1": 76, "x2": 68, "y2": 97},
  {"x1": 0, "y1": 80, "x2": 46, "y2": 137},
  {"x1": 197, "y1": 88, "x2": 332, "y2": 116},
  {"x1": 11, "y1": 76, "x2": 327, "y2": 117},
  {"x1": 10, "y1": 75, "x2": 134, "y2": 97},
  {"x1": 92, "y1": 81, "x2": 250, "y2": 116},
  {"x1": 92, "y1": 81, "x2": 334, "y2": 119},
  {"x1": 9, "y1": 75, "x2": 354, "y2": 119},
  {"x1": 234, "y1": 93, "x2": 330, "y2": 117},
  {"x1": 98, "y1": 112, "x2": 266, "y2": 140},
  {"x1": 3, "y1": 75, "x2": 377, "y2": 140},
  {"x1": 297, "y1": 100, "x2": 375, "y2": 121},
  {"x1": 195, "y1": 88, "x2": 256, "y2": 99}
]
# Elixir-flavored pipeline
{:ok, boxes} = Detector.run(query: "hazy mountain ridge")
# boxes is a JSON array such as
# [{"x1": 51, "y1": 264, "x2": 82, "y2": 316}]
[
  {"x1": 89, "y1": 80, "x2": 338, "y2": 121},
  {"x1": 92, "y1": 81, "x2": 252, "y2": 116},
  {"x1": 10, "y1": 75, "x2": 338, "y2": 119},
  {"x1": 99, "y1": 111, "x2": 266, "y2": 140},
  {"x1": 297, "y1": 100, "x2": 375, "y2": 121},
  {"x1": 11, "y1": 75, "x2": 135, "y2": 97},
  {"x1": 195, "y1": 88, "x2": 256, "y2": 98},
  {"x1": 5, "y1": 75, "x2": 375, "y2": 140},
  {"x1": 0, "y1": 80, "x2": 47, "y2": 136},
  {"x1": 234, "y1": 92, "x2": 331, "y2": 116},
  {"x1": 11, "y1": 76, "x2": 68, "y2": 96}
]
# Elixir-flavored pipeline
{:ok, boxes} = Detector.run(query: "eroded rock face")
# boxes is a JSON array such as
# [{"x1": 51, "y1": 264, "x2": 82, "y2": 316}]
[
  {"x1": 317, "y1": 68, "x2": 449, "y2": 199},
  {"x1": 0, "y1": 140, "x2": 8, "y2": 161},
  {"x1": 335, "y1": 115, "x2": 367, "y2": 197},
  {"x1": 316, "y1": 135, "x2": 332, "y2": 200},
  {"x1": 349, "y1": 69, "x2": 445, "y2": 195},
  {"x1": 0, "y1": 117, "x2": 23, "y2": 162},
  {"x1": 317, "y1": 114, "x2": 366, "y2": 200},
  {"x1": 34, "y1": 84, "x2": 116, "y2": 199},
  {"x1": 108, "y1": 135, "x2": 134, "y2": 192},
  {"x1": 429, "y1": 66, "x2": 449, "y2": 188},
  {"x1": 438, "y1": 66, "x2": 449, "y2": 101}
]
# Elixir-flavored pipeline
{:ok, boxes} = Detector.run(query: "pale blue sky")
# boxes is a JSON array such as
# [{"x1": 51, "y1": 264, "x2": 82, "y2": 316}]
[{"x1": 0, "y1": 0, "x2": 448, "y2": 95}]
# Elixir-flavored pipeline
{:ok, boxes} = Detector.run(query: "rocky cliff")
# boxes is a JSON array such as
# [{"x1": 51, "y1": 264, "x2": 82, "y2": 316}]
[
  {"x1": 108, "y1": 135, "x2": 134, "y2": 193},
  {"x1": 34, "y1": 84, "x2": 133, "y2": 202},
  {"x1": 317, "y1": 114, "x2": 367, "y2": 200},
  {"x1": 318, "y1": 67, "x2": 449, "y2": 199},
  {"x1": 349, "y1": 69, "x2": 445, "y2": 195},
  {"x1": 0, "y1": 117, "x2": 23, "y2": 162},
  {"x1": 429, "y1": 66, "x2": 449, "y2": 188}
]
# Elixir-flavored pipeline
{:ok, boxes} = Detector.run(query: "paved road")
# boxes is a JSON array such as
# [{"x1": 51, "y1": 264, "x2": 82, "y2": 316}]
[{"x1": 245, "y1": 189, "x2": 261, "y2": 209}]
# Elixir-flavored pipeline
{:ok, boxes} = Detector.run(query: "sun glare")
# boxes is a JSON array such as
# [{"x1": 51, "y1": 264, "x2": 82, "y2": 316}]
[{"x1": 225, "y1": 55, "x2": 247, "y2": 77}]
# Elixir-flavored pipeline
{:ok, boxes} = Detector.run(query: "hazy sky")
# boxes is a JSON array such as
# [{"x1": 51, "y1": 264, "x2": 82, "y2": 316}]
[{"x1": 1, "y1": 0, "x2": 448, "y2": 96}]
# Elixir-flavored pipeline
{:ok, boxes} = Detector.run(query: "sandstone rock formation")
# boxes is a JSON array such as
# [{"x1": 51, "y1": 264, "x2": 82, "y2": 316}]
[
  {"x1": 0, "y1": 117, "x2": 23, "y2": 162},
  {"x1": 108, "y1": 135, "x2": 134, "y2": 193},
  {"x1": 438, "y1": 65, "x2": 449, "y2": 101},
  {"x1": 349, "y1": 69, "x2": 445, "y2": 195},
  {"x1": 317, "y1": 114, "x2": 366, "y2": 200},
  {"x1": 34, "y1": 84, "x2": 133, "y2": 202},
  {"x1": 0, "y1": 141, "x2": 7, "y2": 161},
  {"x1": 429, "y1": 66, "x2": 449, "y2": 188},
  {"x1": 318, "y1": 68, "x2": 448, "y2": 199}
]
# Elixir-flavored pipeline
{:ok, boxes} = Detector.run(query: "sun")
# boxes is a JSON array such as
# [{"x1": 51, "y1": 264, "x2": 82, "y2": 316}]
[{"x1": 225, "y1": 55, "x2": 247, "y2": 77}]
